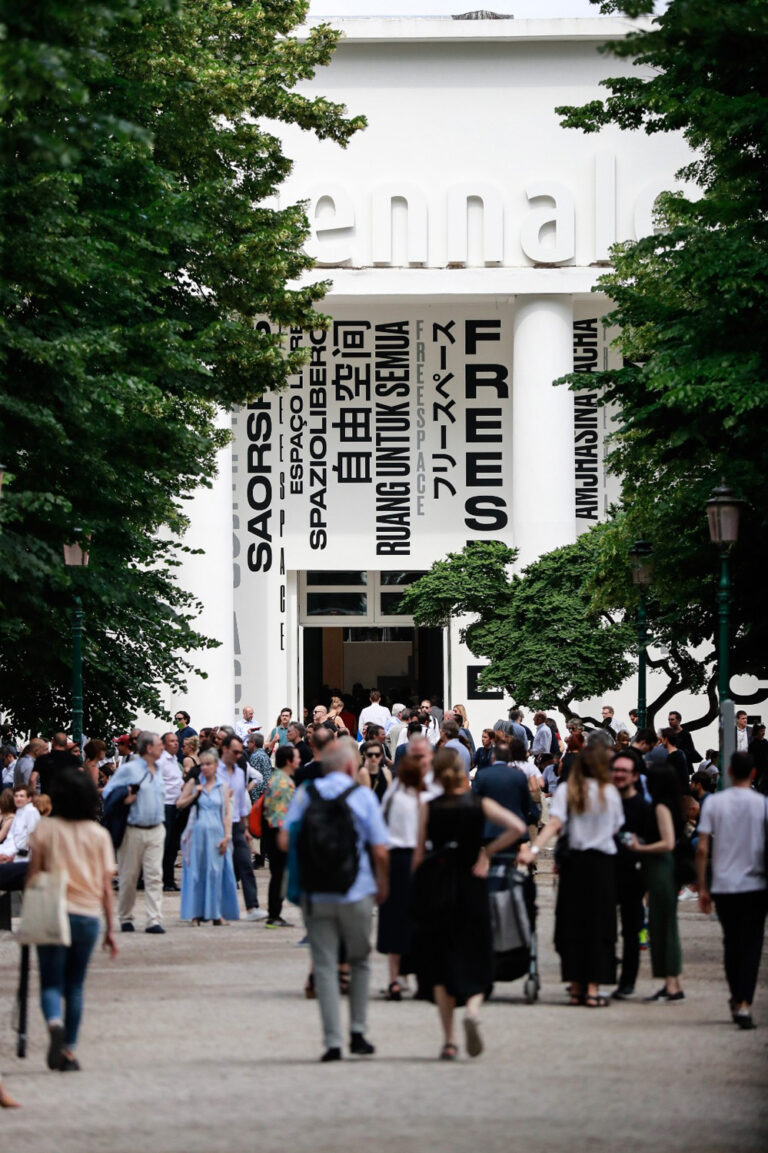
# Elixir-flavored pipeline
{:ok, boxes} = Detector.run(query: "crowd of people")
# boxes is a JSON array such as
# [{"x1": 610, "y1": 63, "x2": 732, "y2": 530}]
[{"x1": 0, "y1": 691, "x2": 766, "y2": 1098}]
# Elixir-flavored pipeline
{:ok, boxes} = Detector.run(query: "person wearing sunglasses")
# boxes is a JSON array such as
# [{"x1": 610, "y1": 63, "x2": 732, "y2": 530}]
[{"x1": 359, "y1": 741, "x2": 392, "y2": 803}]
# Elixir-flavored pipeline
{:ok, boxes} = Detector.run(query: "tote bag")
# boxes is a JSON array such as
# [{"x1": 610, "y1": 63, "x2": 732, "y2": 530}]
[{"x1": 18, "y1": 868, "x2": 71, "y2": 946}]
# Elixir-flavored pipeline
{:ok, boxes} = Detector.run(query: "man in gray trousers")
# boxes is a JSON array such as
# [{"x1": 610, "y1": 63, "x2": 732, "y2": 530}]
[{"x1": 281, "y1": 737, "x2": 389, "y2": 1062}]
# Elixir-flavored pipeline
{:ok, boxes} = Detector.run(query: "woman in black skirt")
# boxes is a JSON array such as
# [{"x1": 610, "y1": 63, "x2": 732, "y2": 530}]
[
  {"x1": 519, "y1": 744, "x2": 624, "y2": 1007},
  {"x1": 411, "y1": 755, "x2": 526, "y2": 1059},
  {"x1": 377, "y1": 754, "x2": 425, "y2": 999}
]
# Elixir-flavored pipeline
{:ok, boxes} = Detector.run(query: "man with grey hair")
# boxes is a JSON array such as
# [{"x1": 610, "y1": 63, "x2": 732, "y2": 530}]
[
  {"x1": 385, "y1": 703, "x2": 407, "y2": 759},
  {"x1": 102, "y1": 731, "x2": 167, "y2": 933},
  {"x1": 280, "y1": 736, "x2": 389, "y2": 1062}
]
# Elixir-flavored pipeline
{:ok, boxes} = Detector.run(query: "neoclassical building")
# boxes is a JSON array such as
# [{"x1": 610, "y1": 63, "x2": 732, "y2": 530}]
[{"x1": 162, "y1": 14, "x2": 692, "y2": 733}]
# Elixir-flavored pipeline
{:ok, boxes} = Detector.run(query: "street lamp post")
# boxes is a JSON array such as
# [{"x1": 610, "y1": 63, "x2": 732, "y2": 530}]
[
  {"x1": 706, "y1": 485, "x2": 741, "y2": 783},
  {"x1": 63, "y1": 533, "x2": 90, "y2": 748},
  {"x1": 630, "y1": 540, "x2": 653, "y2": 730}
]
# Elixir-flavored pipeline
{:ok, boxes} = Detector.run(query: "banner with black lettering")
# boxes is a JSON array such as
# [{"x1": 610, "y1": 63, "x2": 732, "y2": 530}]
[
  {"x1": 280, "y1": 305, "x2": 515, "y2": 568},
  {"x1": 572, "y1": 304, "x2": 621, "y2": 532}
]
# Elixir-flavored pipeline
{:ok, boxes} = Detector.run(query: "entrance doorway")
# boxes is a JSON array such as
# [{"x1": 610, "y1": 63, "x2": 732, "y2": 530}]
[
  {"x1": 302, "y1": 625, "x2": 444, "y2": 712},
  {"x1": 298, "y1": 570, "x2": 444, "y2": 715}
]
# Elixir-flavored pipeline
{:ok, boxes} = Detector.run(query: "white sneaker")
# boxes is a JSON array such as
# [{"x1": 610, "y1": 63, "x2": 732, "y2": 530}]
[
  {"x1": 245, "y1": 908, "x2": 268, "y2": 921},
  {"x1": 678, "y1": 888, "x2": 698, "y2": 901}
]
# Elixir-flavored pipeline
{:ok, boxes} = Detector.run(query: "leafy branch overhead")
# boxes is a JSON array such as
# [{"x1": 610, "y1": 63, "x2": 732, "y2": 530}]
[
  {"x1": 0, "y1": 0, "x2": 365, "y2": 734},
  {"x1": 555, "y1": 0, "x2": 768, "y2": 689}
]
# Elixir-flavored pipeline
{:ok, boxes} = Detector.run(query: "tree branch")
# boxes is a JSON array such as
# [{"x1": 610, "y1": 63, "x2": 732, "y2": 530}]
[{"x1": 682, "y1": 673, "x2": 719, "y2": 733}]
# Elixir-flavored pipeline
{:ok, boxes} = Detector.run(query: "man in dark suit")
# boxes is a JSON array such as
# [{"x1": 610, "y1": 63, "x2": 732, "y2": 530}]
[{"x1": 471, "y1": 743, "x2": 530, "y2": 845}]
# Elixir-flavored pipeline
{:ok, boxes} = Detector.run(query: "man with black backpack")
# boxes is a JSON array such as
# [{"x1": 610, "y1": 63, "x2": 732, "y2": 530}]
[{"x1": 280, "y1": 737, "x2": 389, "y2": 1062}]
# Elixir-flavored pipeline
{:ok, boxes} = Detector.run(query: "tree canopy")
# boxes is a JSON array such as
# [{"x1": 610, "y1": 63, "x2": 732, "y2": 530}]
[
  {"x1": 0, "y1": 0, "x2": 364, "y2": 735},
  {"x1": 556, "y1": 0, "x2": 768, "y2": 698}
]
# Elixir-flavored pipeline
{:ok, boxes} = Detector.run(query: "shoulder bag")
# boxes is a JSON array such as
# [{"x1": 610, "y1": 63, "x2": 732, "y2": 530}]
[{"x1": 18, "y1": 824, "x2": 71, "y2": 946}]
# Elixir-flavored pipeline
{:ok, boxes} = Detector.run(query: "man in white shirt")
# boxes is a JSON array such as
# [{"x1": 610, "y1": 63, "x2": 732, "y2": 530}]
[
  {"x1": 1, "y1": 746, "x2": 16, "y2": 789},
  {"x1": 358, "y1": 691, "x2": 391, "y2": 736},
  {"x1": 235, "y1": 705, "x2": 262, "y2": 743},
  {"x1": 697, "y1": 751, "x2": 767, "y2": 1030},
  {"x1": 0, "y1": 784, "x2": 41, "y2": 861},
  {"x1": 601, "y1": 704, "x2": 630, "y2": 737},
  {"x1": 385, "y1": 704, "x2": 407, "y2": 759},
  {"x1": 157, "y1": 732, "x2": 183, "y2": 891},
  {"x1": 735, "y1": 710, "x2": 751, "y2": 753}
]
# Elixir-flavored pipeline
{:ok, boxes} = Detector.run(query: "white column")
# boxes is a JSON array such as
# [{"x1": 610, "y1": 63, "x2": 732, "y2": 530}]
[
  {"x1": 172, "y1": 409, "x2": 235, "y2": 726},
  {"x1": 512, "y1": 295, "x2": 575, "y2": 567}
]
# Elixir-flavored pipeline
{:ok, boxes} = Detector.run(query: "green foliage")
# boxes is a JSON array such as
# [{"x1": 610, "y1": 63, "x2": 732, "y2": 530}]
[
  {"x1": 555, "y1": 0, "x2": 768, "y2": 688},
  {"x1": 0, "y1": 0, "x2": 364, "y2": 734},
  {"x1": 400, "y1": 535, "x2": 637, "y2": 717}
]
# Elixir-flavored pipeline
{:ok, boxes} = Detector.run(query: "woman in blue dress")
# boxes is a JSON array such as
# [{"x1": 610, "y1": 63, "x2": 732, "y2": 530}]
[{"x1": 176, "y1": 750, "x2": 240, "y2": 924}]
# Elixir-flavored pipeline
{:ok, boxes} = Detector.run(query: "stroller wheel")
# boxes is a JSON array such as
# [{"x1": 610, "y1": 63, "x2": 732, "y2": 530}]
[{"x1": 524, "y1": 976, "x2": 538, "y2": 1004}]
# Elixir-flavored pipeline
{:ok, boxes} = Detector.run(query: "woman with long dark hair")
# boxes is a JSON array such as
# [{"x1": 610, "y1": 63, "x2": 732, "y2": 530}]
[
  {"x1": 411, "y1": 753, "x2": 525, "y2": 1059},
  {"x1": 627, "y1": 764, "x2": 685, "y2": 1001},
  {"x1": 519, "y1": 744, "x2": 624, "y2": 1006},
  {"x1": 26, "y1": 770, "x2": 117, "y2": 1071}
]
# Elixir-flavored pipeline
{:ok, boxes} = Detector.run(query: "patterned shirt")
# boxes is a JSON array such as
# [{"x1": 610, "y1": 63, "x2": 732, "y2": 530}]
[
  {"x1": 248, "y1": 749, "x2": 273, "y2": 800},
  {"x1": 263, "y1": 769, "x2": 295, "y2": 829}
]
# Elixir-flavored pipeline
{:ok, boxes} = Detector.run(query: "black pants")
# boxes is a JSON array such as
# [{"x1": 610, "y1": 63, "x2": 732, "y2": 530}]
[
  {"x1": 617, "y1": 871, "x2": 645, "y2": 989},
  {"x1": 231, "y1": 820, "x2": 259, "y2": 910},
  {"x1": 162, "y1": 804, "x2": 181, "y2": 887},
  {"x1": 262, "y1": 824, "x2": 286, "y2": 921},
  {"x1": 714, "y1": 890, "x2": 767, "y2": 1005}
]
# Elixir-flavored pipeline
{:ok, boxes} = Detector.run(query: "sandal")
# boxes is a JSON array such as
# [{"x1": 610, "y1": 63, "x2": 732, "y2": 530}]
[
  {"x1": 385, "y1": 981, "x2": 403, "y2": 1001},
  {"x1": 568, "y1": 984, "x2": 583, "y2": 1006},
  {"x1": 440, "y1": 1043, "x2": 458, "y2": 1061},
  {"x1": 584, "y1": 995, "x2": 610, "y2": 1008}
]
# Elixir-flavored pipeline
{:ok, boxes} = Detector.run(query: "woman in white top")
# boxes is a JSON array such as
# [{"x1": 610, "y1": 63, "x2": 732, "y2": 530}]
[
  {"x1": 519, "y1": 745, "x2": 623, "y2": 1007},
  {"x1": 376, "y1": 753, "x2": 424, "y2": 1000}
]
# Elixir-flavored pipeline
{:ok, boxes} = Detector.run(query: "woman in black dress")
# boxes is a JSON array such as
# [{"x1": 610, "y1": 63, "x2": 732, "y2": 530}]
[{"x1": 411, "y1": 754, "x2": 525, "y2": 1060}]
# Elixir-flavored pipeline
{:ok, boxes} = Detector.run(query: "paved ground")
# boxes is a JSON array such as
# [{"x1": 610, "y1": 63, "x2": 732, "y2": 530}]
[{"x1": 2, "y1": 854, "x2": 767, "y2": 1153}]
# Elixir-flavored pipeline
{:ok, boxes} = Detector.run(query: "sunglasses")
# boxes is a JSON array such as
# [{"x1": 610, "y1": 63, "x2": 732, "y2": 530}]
[{"x1": 367, "y1": 751, "x2": 382, "y2": 758}]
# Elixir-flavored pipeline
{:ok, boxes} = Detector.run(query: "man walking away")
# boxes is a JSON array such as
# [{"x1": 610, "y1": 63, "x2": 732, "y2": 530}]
[
  {"x1": 102, "y1": 732, "x2": 167, "y2": 933},
  {"x1": 697, "y1": 751, "x2": 767, "y2": 1030},
  {"x1": 281, "y1": 738, "x2": 389, "y2": 1062},
  {"x1": 35, "y1": 733, "x2": 81, "y2": 799},
  {"x1": 217, "y1": 734, "x2": 266, "y2": 921}
]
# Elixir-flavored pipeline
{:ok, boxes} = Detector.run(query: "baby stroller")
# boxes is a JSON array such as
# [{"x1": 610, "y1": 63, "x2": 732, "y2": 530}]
[{"x1": 486, "y1": 852, "x2": 539, "y2": 1003}]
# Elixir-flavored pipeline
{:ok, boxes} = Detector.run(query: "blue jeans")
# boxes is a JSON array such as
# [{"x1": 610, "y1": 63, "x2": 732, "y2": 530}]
[{"x1": 37, "y1": 914, "x2": 101, "y2": 1049}]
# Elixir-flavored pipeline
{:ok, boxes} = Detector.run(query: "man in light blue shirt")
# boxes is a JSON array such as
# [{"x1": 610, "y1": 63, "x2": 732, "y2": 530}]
[
  {"x1": 441, "y1": 718, "x2": 472, "y2": 777},
  {"x1": 281, "y1": 737, "x2": 389, "y2": 1062},
  {"x1": 102, "y1": 731, "x2": 166, "y2": 934}
]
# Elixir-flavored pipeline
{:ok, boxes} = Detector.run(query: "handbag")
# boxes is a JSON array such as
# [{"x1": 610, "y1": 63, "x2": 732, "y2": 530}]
[
  {"x1": 18, "y1": 869, "x2": 71, "y2": 946},
  {"x1": 248, "y1": 793, "x2": 264, "y2": 838}
]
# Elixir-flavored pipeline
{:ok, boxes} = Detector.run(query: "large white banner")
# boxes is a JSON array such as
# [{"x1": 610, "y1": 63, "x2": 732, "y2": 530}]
[{"x1": 282, "y1": 304, "x2": 515, "y2": 569}]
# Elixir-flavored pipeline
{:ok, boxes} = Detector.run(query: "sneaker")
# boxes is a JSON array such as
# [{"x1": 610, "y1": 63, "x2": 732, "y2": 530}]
[
  {"x1": 678, "y1": 888, "x2": 698, "y2": 901},
  {"x1": 321, "y1": 1047, "x2": 342, "y2": 1062},
  {"x1": 145, "y1": 924, "x2": 166, "y2": 934},
  {"x1": 59, "y1": 1055, "x2": 81, "y2": 1072},
  {"x1": 264, "y1": 916, "x2": 293, "y2": 928},
  {"x1": 349, "y1": 1033, "x2": 375, "y2": 1056},
  {"x1": 120, "y1": 922, "x2": 135, "y2": 933},
  {"x1": 612, "y1": 985, "x2": 635, "y2": 1000},
  {"x1": 735, "y1": 1010, "x2": 756, "y2": 1030},
  {"x1": 245, "y1": 908, "x2": 268, "y2": 922}
]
